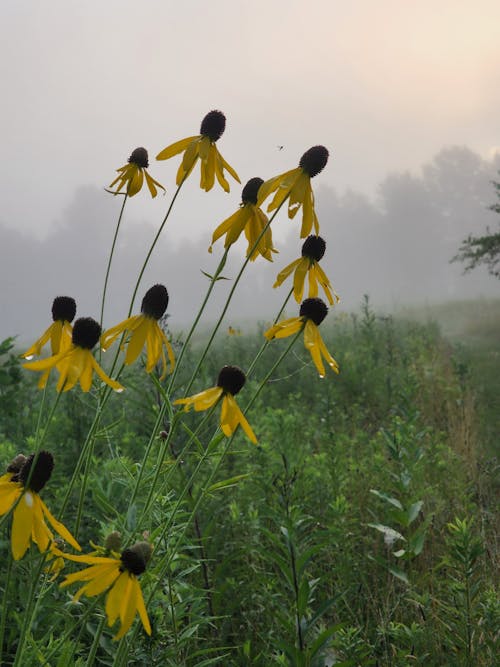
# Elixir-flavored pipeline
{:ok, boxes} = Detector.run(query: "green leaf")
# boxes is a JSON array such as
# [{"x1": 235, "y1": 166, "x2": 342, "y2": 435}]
[
  {"x1": 207, "y1": 473, "x2": 251, "y2": 493},
  {"x1": 370, "y1": 489, "x2": 403, "y2": 510},
  {"x1": 388, "y1": 565, "x2": 409, "y2": 584},
  {"x1": 367, "y1": 523, "x2": 406, "y2": 543},
  {"x1": 407, "y1": 500, "x2": 423, "y2": 525},
  {"x1": 200, "y1": 270, "x2": 230, "y2": 281}
]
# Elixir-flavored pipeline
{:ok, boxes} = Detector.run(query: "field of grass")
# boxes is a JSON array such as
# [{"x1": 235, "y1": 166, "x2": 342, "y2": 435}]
[{"x1": 0, "y1": 298, "x2": 497, "y2": 665}]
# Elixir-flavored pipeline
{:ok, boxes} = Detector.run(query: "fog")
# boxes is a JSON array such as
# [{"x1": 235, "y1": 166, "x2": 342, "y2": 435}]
[
  {"x1": 2, "y1": 145, "x2": 498, "y2": 345},
  {"x1": 2, "y1": 1, "x2": 500, "y2": 344}
]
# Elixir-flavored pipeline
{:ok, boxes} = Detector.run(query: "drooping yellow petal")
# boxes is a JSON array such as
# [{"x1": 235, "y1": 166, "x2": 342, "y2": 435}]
[
  {"x1": 244, "y1": 206, "x2": 276, "y2": 261},
  {"x1": 105, "y1": 571, "x2": 129, "y2": 627},
  {"x1": 174, "y1": 386, "x2": 223, "y2": 412},
  {"x1": 124, "y1": 318, "x2": 149, "y2": 365},
  {"x1": 210, "y1": 208, "x2": 247, "y2": 249},
  {"x1": 133, "y1": 577, "x2": 152, "y2": 635},
  {"x1": 200, "y1": 142, "x2": 217, "y2": 192},
  {"x1": 303, "y1": 320, "x2": 326, "y2": 377},
  {"x1": 287, "y1": 173, "x2": 308, "y2": 220},
  {"x1": 39, "y1": 497, "x2": 81, "y2": 551},
  {"x1": 114, "y1": 575, "x2": 136, "y2": 639},
  {"x1": 144, "y1": 170, "x2": 165, "y2": 198},
  {"x1": 91, "y1": 357, "x2": 125, "y2": 393},
  {"x1": 218, "y1": 151, "x2": 240, "y2": 184},
  {"x1": 23, "y1": 351, "x2": 65, "y2": 373},
  {"x1": 158, "y1": 328, "x2": 176, "y2": 376},
  {"x1": 156, "y1": 135, "x2": 199, "y2": 161},
  {"x1": 292, "y1": 257, "x2": 310, "y2": 303},
  {"x1": 12, "y1": 492, "x2": 35, "y2": 560},
  {"x1": 257, "y1": 169, "x2": 298, "y2": 206},
  {"x1": 318, "y1": 334, "x2": 339, "y2": 374},
  {"x1": 181, "y1": 137, "x2": 202, "y2": 177},
  {"x1": 303, "y1": 320, "x2": 339, "y2": 377},
  {"x1": 101, "y1": 316, "x2": 140, "y2": 351},
  {"x1": 0, "y1": 481, "x2": 22, "y2": 515},
  {"x1": 314, "y1": 263, "x2": 339, "y2": 305},
  {"x1": 264, "y1": 317, "x2": 304, "y2": 341},
  {"x1": 21, "y1": 324, "x2": 55, "y2": 359},
  {"x1": 213, "y1": 149, "x2": 231, "y2": 193},
  {"x1": 220, "y1": 394, "x2": 257, "y2": 444},
  {"x1": 127, "y1": 166, "x2": 144, "y2": 197},
  {"x1": 273, "y1": 258, "x2": 302, "y2": 289},
  {"x1": 31, "y1": 494, "x2": 52, "y2": 553},
  {"x1": 300, "y1": 182, "x2": 318, "y2": 237},
  {"x1": 74, "y1": 565, "x2": 121, "y2": 599},
  {"x1": 56, "y1": 348, "x2": 88, "y2": 392}
]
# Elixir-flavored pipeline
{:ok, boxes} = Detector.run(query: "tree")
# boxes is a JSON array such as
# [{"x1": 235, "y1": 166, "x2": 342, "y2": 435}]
[{"x1": 453, "y1": 176, "x2": 500, "y2": 279}]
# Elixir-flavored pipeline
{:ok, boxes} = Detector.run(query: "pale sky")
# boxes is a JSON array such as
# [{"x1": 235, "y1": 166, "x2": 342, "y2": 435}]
[{"x1": 1, "y1": 0, "x2": 499, "y2": 244}]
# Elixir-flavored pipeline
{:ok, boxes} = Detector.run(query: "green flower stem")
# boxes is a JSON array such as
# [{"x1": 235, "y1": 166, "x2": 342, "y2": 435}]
[
  {"x1": 59, "y1": 381, "x2": 117, "y2": 518},
  {"x1": 127, "y1": 180, "x2": 186, "y2": 318},
  {"x1": 128, "y1": 396, "x2": 173, "y2": 508},
  {"x1": 0, "y1": 391, "x2": 63, "y2": 531},
  {"x1": 182, "y1": 203, "x2": 286, "y2": 397},
  {"x1": 86, "y1": 614, "x2": 107, "y2": 667},
  {"x1": 166, "y1": 248, "x2": 230, "y2": 395},
  {"x1": 137, "y1": 407, "x2": 219, "y2": 530},
  {"x1": 100, "y1": 194, "x2": 128, "y2": 330},
  {"x1": 245, "y1": 287, "x2": 294, "y2": 379},
  {"x1": 112, "y1": 325, "x2": 301, "y2": 667},
  {"x1": 0, "y1": 553, "x2": 12, "y2": 666},
  {"x1": 12, "y1": 552, "x2": 49, "y2": 667},
  {"x1": 42, "y1": 596, "x2": 102, "y2": 664}
]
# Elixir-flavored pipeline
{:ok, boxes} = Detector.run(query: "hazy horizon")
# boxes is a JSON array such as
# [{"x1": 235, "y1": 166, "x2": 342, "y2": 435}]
[{"x1": 1, "y1": 1, "x2": 499, "y2": 344}]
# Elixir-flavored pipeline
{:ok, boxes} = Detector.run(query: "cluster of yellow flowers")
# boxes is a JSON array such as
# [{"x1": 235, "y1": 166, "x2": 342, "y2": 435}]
[{"x1": 4, "y1": 110, "x2": 340, "y2": 641}]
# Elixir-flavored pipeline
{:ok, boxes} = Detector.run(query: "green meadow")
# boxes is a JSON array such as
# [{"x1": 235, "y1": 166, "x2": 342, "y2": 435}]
[{"x1": 0, "y1": 296, "x2": 497, "y2": 666}]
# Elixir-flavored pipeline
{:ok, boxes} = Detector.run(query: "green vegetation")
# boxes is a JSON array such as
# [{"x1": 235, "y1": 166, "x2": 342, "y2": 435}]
[{"x1": 0, "y1": 298, "x2": 497, "y2": 665}]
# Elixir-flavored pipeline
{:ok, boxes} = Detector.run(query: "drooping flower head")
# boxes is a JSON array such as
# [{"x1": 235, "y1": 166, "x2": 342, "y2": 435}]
[
  {"x1": 0, "y1": 451, "x2": 81, "y2": 560},
  {"x1": 101, "y1": 284, "x2": 175, "y2": 379},
  {"x1": 156, "y1": 110, "x2": 240, "y2": 192},
  {"x1": 60, "y1": 540, "x2": 152, "y2": 640},
  {"x1": 174, "y1": 365, "x2": 257, "y2": 443},
  {"x1": 264, "y1": 297, "x2": 339, "y2": 378},
  {"x1": 109, "y1": 147, "x2": 165, "y2": 198},
  {"x1": 21, "y1": 296, "x2": 76, "y2": 362},
  {"x1": 209, "y1": 177, "x2": 278, "y2": 261},
  {"x1": 24, "y1": 317, "x2": 124, "y2": 393},
  {"x1": 258, "y1": 145, "x2": 329, "y2": 237},
  {"x1": 273, "y1": 235, "x2": 339, "y2": 305}
]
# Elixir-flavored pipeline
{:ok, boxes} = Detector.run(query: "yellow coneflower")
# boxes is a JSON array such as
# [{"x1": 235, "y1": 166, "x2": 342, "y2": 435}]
[
  {"x1": 60, "y1": 541, "x2": 152, "y2": 640},
  {"x1": 24, "y1": 318, "x2": 124, "y2": 393},
  {"x1": 156, "y1": 110, "x2": 240, "y2": 192},
  {"x1": 258, "y1": 146, "x2": 329, "y2": 238},
  {"x1": 21, "y1": 296, "x2": 76, "y2": 362},
  {"x1": 264, "y1": 298, "x2": 339, "y2": 378},
  {"x1": 109, "y1": 147, "x2": 165, "y2": 198},
  {"x1": 101, "y1": 285, "x2": 175, "y2": 380},
  {"x1": 209, "y1": 177, "x2": 277, "y2": 261},
  {"x1": 273, "y1": 235, "x2": 339, "y2": 305},
  {"x1": 0, "y1": 451, "x2": 80, "y2": 560},
  {"x1": 174, "y1": 366, "x2": 257, "y2": 444}
]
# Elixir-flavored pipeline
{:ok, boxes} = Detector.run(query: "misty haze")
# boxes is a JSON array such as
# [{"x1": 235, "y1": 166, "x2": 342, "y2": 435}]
[{"x1": 2, "y1": 145, "x2": 498, "y2": 344}]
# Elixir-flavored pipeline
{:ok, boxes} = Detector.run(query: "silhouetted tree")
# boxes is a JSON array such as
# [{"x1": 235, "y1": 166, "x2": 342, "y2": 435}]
[{"x1": 453, "y1": 175, "x2": 500, "y2": 279}]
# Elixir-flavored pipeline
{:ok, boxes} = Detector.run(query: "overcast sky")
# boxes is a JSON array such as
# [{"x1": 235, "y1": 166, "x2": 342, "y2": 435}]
[
  {"x1": 1, "y1": 0, "x2": 499, "y2": 243},
  {"x1": 1, "y1": 1, "x2": 500, "y2": 343}
]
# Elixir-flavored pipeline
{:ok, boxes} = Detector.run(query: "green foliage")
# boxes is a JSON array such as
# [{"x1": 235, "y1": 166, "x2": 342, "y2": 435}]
[
  {"x1": 453, "y1": 174, "x2": 500, "y2": 278},
  {"x1": 0, "y1": 305, "x2": 498, "y2": 664}
]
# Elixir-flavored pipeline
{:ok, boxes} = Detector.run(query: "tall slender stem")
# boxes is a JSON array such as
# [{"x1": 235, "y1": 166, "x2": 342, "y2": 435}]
[
  {"x1": 127, "y1": 180, "x2": 186, "y2": 317},
  {"x1": 100, "y1": 194, "x2": 128, "y2": 329}
]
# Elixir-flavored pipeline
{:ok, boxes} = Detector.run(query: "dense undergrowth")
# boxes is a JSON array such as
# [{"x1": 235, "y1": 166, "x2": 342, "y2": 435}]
[{"x1": 0, "y1": 298, "x2": 497, "y2": 666}]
